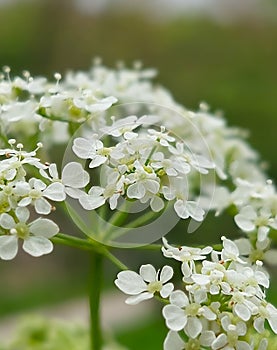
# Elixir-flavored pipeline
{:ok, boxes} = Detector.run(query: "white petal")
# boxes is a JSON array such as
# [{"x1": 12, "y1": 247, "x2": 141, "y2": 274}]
[
  {"x1": 170, "y1": 290, "x2": 189, "y2": 307},
  {"x1": 18, "y1": 197, "x2": 32, "y2": 207},
  {"x1": 211, "y1": 334, "x2": 228, "y2": 350},
  {"x1": 14, "y1": 181, "x2": 30, "y2": 196},
  {"x1": 115, "y1": 271, "x2": 147, "y2": 295},
  {"x1": 127, "y1": 183, "x2": 145, "y2": 199},
  {"x1": 144, "y1": 179, "x2": 160, "y2": 194},
  {"x1": 125, "y1": 292, "x2": 153, "y2": 305},
  {"x1": 234, "y1": 303, "x2": 251, "y2": 321},
  {"x1": 174, "y1": 200, "x2": 189, "y2": 219},
  {"x1": 164, "y1": 331, "x2": 184, "y2": 350},
  {"x1": 191, "y1": 274, "x2": 210, "y2": 285},
  {"x1": 79, "y1": 194, "x2": 105, "y2": 210},
  {"x1": 62, "y1": 162, "x2": 90, "y2": 188},
  {"x1": 23, "y1": 236, "x2": 53, "y2": 257},
  {"x1": 43, "y1": 182, "x2": 66, "y2": 201},
  {"x1": 257, "y1": 226, "x2": 269, "y2": 242},
  {"x1": 73, "y1": 138, "x2": 94, "y2": 159},
  {"x1": 65, "y1": 187, "x2": 85, "y2": 199},
  {"x1": 258, "y1": 338, "x2": 268, "y2": 350},
  {"x1": 160, "y1": 265, "x2": 174, "y2": 283},
  {"x1": 201, "y1": 306, "x2": 216, "y2": 320},
  {"x1": 89, "y1": 155, "x2": 107, "y2": 168},
  {"x1": 15, "y1": 207, "x2": 30, "y2": 223},
  {"x1": 236, "y1": 341, "x2": 252, "y2": 350},
  {"x1": 268, "y1": 314, "x2": 277, "y2": 334},
  {"x1": 32, "y1": 178, "x2": 47, "y2": 191},
  {"x1": 139, "y1": 264, "x2": 156, "y2": 282},
  {"x1": 29, "y1": 218, "x2": 59, "y2": 238},
  {"x1": 34, "y1": 198, "x2": 52, "y2": 214},
  {"x1": 0, "y1": 236, "x2": 18, "y2": 260},
  {"x1": 49, "y1": 163, "x2": 59, "y2": 179},
  {"x1": 162, "y1": 305, "x2": 187, "y2": 331},
  {"x1": 150, "y1": 196, "x2": 164, "y2": 212},
  {"x1": 254, "y1": 317, "x2": 264, "y2": 333},
  {"x1": 181, "y1": 262, "x2": 191, "y2": 278},
  {"x1": 160, "y1": 283, "x2": 174, "y2": 298},
  {"x1": 235, "y1": 215, "x2": 256, "y2": 231},
  {"x1": 0, "y1": 213, "x2": 15, "y2": 229},
  {"x1": 199, "y1": 330, "x2": 216, "y2": 347},
  {"x1": 186, "y1": 201, "x2": 205, "y2": 222},
  {"x1": 185, "y1": 317, "x2": 202, "y2": 338}
]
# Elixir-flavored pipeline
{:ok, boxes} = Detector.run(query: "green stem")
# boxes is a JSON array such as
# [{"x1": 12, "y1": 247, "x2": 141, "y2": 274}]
[
  {"x1": 89, "y1": 251, "x2": 103, "y2": 350},
  {"x1": 51, "y1": 233, "x2": 128, "y2": 270}
]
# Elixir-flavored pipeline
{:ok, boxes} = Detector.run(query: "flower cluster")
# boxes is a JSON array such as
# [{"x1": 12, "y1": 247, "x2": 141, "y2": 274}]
[
  {"x1": 0, "y1": 140, "x2": 88, "y2": 259},
  {"x1": 115, "y1": 236, "x2": 277, "y2": 349},
  {"x1": 72, "y1": 121, "x2": 215, "y2": 222}
]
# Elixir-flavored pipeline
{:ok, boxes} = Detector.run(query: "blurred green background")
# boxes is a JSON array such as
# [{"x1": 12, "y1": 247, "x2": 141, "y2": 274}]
[{"x1": 0, "y1": 0, "x2": 276, "y2": 348}]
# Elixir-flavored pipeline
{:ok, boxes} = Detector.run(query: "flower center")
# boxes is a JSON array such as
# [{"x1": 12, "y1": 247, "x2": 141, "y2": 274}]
[
  {"x1": 29, "y1": 189, "x2": 42, "y2": 199},
  {"x1": 186, "y1": 339, "x2": 201, "y2": 350},
  {"x1": 186, "y1": 303, "x2": 200, "y2": 317},
  {"x1": 147, "y1": 281, "x2": 162, "y2": 294},
  {"x1": 15, "y1": 222, "x2": 30, "y2": 239}
]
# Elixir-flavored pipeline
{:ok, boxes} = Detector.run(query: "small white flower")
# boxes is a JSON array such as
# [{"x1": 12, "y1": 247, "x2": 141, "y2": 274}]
[
  {"x1": 40, "y1": 162, "x2": 89, "y2": 199},
  {"x1": 162, "y1": 237, "x2": 212, "y2": 278},
  {"x1": 148, "y1": 126, "x2": 175, "y2": 146},
  {"x1": 101, "y1": 115, "x2": 141, "y2": 139},
  {"x1": 253, "y1": 302, "x2": 277, "y2": 334},
  {"x1": 211, "y1": 314, "x2": 251, "y2": 350},
  {"x1": 162, "y1": 290, "x2": 216, "y2": 339},
  {"x1": 234, "y1": 205, "x2": 277, "y2": 242},
  {"x1": 126, "y1": 160, "x2": 160, "y2": 200},
  {"x1": 169, "y1": 142, "x2": 215, "y2": 175},
  {"x1": 164, "y1": 330, "x2": 216, "y2": 350},
  {"x1": 115, "y1": 264, "x2": 174, "y2": 305},
  {"x1": 0, "y1": 207, "x2": 59, "y2": 259},
  {"x1": 221, "y1": 236, "x2": 246, "y2": 264},
  {"x1": 162, "y1": 179, "x2": 205, "y2": 221},
  {"x1": 18, "y1": 178, "x2": 65, "y2": 215}
]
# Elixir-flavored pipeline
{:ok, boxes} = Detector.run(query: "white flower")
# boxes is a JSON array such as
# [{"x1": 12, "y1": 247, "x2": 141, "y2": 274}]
[
  {"x1": 73, "y1": 135, "x2": 123, "y2": 168},
  {"x1": 234, "y1": 205, "x2": 277, "y2": 242},
  {"x1": 168, "y1": 142, "x2": 215, "y2": 175},
  {"x1": 126, "y1": 160, "x2": 160, "y2": 199},
  {"x1": 162, "y1": 290, "x2": 216, "y2": 338},
  {"x1": 40, "y1": 162, "x2": 89, "y2": 199},
  {"x1": 221, "y1": 236, "x2": 246, "y2": 264},
  {"x1": 101, "y1": 115, "x2": 141, "y2": 139},
  {"x1": 162, "y1": 179, "x2": 205, "y2": 221},
  {"x1": 253, "y1": 302, "x2": 277, "y2": 334},
  {"x1": 148, "y1": 126, "x2": 175, "y2": 146},
  {"x1": 164, "y1": 330, "x2": 216, "y2": 350},
  {"x1": 0, "y1": 207, "x2": 59, "y2": 259},
  {"x1": 162, "y1": 237, "x2": 212, "y2": 278},
  {"x1": 18, "y1": 178, "x2": 65, "y2": 214},
  {"x1": 211, "y1": 315, "x2": 251, "y2": 350},
  {"x1": 115, "y1": 264, "x2": 174, "y2": 305}
]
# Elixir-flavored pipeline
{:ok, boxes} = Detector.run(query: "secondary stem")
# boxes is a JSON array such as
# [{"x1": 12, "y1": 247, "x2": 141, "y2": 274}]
[{"x1": 89, "y1": 251, "x2": 103, "y2": 350}]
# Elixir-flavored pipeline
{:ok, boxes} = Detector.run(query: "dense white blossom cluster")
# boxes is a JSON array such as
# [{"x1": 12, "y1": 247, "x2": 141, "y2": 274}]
[
  {"x1": 0, "y1": 61, "x2": 276, "y2": 348},
  {"x1": 116, "y1": 237, "x2": 277, "y2": 349},
  {"x1": 0, "y1": 140, "x2": 88, "y2": 258}
]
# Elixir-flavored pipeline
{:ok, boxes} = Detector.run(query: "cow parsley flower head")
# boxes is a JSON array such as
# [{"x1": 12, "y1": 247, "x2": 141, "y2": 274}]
[
  {"x1": 71, "y1": 119, "x2": 214, "y2": 223},
  {"x1": 114, "y1": 264, "x2": 174, "y2": 305}
]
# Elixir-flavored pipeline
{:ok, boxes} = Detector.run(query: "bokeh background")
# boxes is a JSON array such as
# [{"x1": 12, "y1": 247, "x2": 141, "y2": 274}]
[{"x1": 0, "y1": 0, "x2": 276, "y2": 348}]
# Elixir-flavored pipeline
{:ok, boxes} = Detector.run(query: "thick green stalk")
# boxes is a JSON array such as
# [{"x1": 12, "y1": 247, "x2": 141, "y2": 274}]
[{"x1": 89, "y1": 251, "x2": 103, "y2": 350}]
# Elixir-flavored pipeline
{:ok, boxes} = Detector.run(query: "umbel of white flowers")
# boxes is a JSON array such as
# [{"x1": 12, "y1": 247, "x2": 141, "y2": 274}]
[
  {"x1": 115, "y1": 237, "x2": 277, "y2": 350},
  {"x1": 0, "y1": 61, "x2": 277, "y2": 349}
]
